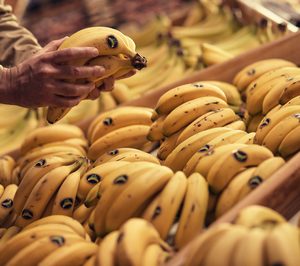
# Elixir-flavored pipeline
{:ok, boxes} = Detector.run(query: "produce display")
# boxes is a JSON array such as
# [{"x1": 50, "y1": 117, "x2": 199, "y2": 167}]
[{"x1": 0, "y1": 0, "x2": 299, "y2": 265}]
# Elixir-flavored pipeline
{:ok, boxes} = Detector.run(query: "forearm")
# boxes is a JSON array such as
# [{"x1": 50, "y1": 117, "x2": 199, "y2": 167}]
[{"x1": 0, "y1": 2, "x2": 41, "y2": 67}]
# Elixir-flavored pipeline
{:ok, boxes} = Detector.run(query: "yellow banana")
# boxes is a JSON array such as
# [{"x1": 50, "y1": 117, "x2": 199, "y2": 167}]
[
  {"x1": 147, "y1": 115, "x2": 166, "y2": 142},
  {"x1": 0, "y1": 155, "x2": 16, "y2": 187},
  {"x1": 157, "y1": 130, "x2": 183, "y2": 161},
  {"x1": 278, "y1": 124, "x2": 300, "y2": 158},
  {"x1": 201, "y1": 42, "x2": 234, "y2": 66},
  {"x1": 0, "y1": 184, "x2": 18, "y2": 225}
]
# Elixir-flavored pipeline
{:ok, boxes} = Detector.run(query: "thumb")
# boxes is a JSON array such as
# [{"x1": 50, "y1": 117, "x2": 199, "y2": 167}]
[{"x1": 43, "y1": 36, "x2": 69, "y2": 52}]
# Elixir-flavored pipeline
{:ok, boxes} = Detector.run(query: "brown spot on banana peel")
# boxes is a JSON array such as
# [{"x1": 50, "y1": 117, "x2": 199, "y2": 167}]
[{"x1": 131, "y1": 53, "x2": 147, "y2": 70}]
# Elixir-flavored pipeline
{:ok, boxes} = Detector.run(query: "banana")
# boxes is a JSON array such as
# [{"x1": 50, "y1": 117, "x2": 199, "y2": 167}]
[
  {"x1": 265, "y1": 223, "x2": 300, "y2": 266},
  {"x1": 164, "y1": 127, "x2": 232, "y2": 172},
  {"x1": 90, "y1": 107, "x2": 153, "y2": 143},
  {"x1": 233, "y1": 59, "x2": 296, "y2": 91},
  {"x1": 278, "y1": 124, "x2": 300, "y2": 158},
  {"x1": 237, "y1": 157, "x2": 285, "y2": 201},
  {"x1": 261, "y1": 113, "x2": 300, "y2": 154},
  {"x1": 201, "y1": 42, "x2": 234, "y2": 66},
  {"x1": 155, "y1": 82, "x2": 227, "y2": 115},
  {"x1": 38, "y1": 241, "x2": 97, "y2": 266},
  {"x1": 14, "y1": 154, "x2": 80, "y2": 215},
  {"x1": 283, "y1": 95, "x2": 300, "y2": 107},
  {"x1": 15, "y1": 160, "x2": 84, "y2": 227},
  {"x1": 93, "y1": 162, "x2": 162, "y2": 236},
  {"x1": 142, "y1": 171, "x2": 187, "y2": 240},
  {"x1": 98, "y1": 92, "x2": 118, "y2": 112},
  {"x1": 208, "y1": 129, "x2": 247, "y2": 147},
  {"x1": 147, "y1": 115, "x2": 166, "y2": 141},
  {"x1": 142, "y1": 243, "x2": 172, "y2": 266},
  {"x1": 192, "y1": 143, "x2": 248, "y2": 178},
  {"x1": 84, "y1": 182, "x2": 101, "y2": 208},
  {"x1": 279, "y1": 78, "x2": 300, "y2": 105},
  {"x1": 87, "y1": 125, "x2": 150, "y2": 161},
  {"x1": 232, "y1": 227, "x2": 267, "y2": 266},
  {"x1": 202, "y1": 225, "x2": 248, "y2": 266},
  {"x1": 234, "y1": 205, "x2": 286, "y2": 228},
  {"x1": 162, "y1": 96, "x2": 228, "y2": 136},
  {"x1": 111, "y1": 83, "x2": 132, "y2": 104},
  {"x1": 205, "y1": 80, "x2": 242, "y2": 107},
  {"x1": 0, "y1": 223, "x2": 84, "y2": 265},
  {"x1": 157, "y1": 130, "x2": 183, "y2": 161},
  {"x1": 0, "y1": 184, "x2": 4, "y2": 198},
  {"x1": 177, "y1": 108, "x2": 238, "y2": 144},
  {"x1": 262, "y1": 75, "x2": 300, "y2": 115},
  {"x1": 0, "y1": 226, "x2": 20, "y2": 245},
  {"x1": 246, "y1": 113, "x2": 264, "y2": 132},
  {"x1": 73, "y1": 204, "x2": 95, "y2": 224},
  {"x1": 255, "y1": 105, "x2": 300, "y2": 145},
  {"x1": 224, "y1": 120, "x2": 246, "y2": 131},
  {"x1": 52, "y1": 162, "x2": 88, "y2": 216},
  {"x1": 78, "y1": 161, "x2": 130, "y2": 200},
  {"x1": 215, "y1": 167, "x2": 257, "y2": 218},
  {"x1": 207, "y1": 144, "x2": 273, "y2": 193},
  {"x1": 0, "y1": 155, "x2": 16, "y2": 187},
  {"x1": 0, "y1": 184, "x2": 18, "y2": 225},
  {"x1": 5, "y1": 234, "x2": 84, "y2": 266},
  {"x1": 95, "y1": 231, "x2": 119, "y2": 266},
  {"x1": 104, "y1": 166, "x2": 173, "y2": 233},
  {"x1": 174, "y1": 173, "x2": 208, "y2": 249},
  {"x1": 115, "y1": 218, "x2": 166, "y2": 266},
  {"x1": 20, "y1": 124, "x2": 84, "y2": 155}
]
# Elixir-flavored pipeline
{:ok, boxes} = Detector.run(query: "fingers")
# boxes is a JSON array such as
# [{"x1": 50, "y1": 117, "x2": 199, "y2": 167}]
[
  {"x1": 42, "y1": 37, "x2": 69, "y2": 52},
  {"x1": 87, "y1": 88, "x2": 101, "y2": 100},
  {"x1": 44, "y1": 47, "x2": 99, "y2": 63},
  {"x1": 52, "y1": 81, "x2": 95, "y2": 98},
  {"x1": 44, "y1": 65, "x2": 105, "y2": 80},
  {"x1": 100, "y1": 76, "x2": 115, "y2": 92}
]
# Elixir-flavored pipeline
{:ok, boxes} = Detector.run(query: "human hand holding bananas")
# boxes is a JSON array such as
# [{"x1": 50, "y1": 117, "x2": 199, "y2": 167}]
[{"x1": 0, "y1": 37, "x2": 106, "y2": 108}]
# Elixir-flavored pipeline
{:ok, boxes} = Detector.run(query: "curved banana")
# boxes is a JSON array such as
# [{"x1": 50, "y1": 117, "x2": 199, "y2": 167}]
[
  {"x1": 155, "y1": 82, "x2": 227, "y2": 115},
  {"x1": 177, "y1": 108, "x2": 238, "y2": 144},
  {"x1": 142, "y1": 243, "x2": 172, "y2": 266},
  {"x1": 147, "y1": 115, "x2": 165, "y2": 142},
  {"x1": 174, "y1": 173, "x2": 208, "y2": 249},
  {"x1": 278, "y1": 124, "x2": 300, "y2": 158},
  {"x1": 143, "y1": 171, "x2": 187, "y2": 240},
  {"x1": 201, "y1": 42, "x2": 234, "y2": 66},
  {"x1": 104, "y1": 166, "x2": 173, "y2": 233},
  {"x1": 207, "y1": 144, "x2": 273, "y2": 193},
  {"x1": 20, "y1": 124, "x2": 84, "y2": 155},
  {"x1": 233, "y1": 59, "x2": 296, "y2": 92},
  {"x1": 164, "y1": 127, "x2": 232, "y2": 172},
  {"x1": 0, "y1": 184, "x2": 18, "y2": 225},
  {"x1": 157, "y1": 130, "x2": 183, "y2": 161},
  {"x1": 246, "y1": 113, "x2": 264, "y2": 133},
  {"x1": 90, "y1": 107, "x2": 153, "y2": 143},
  {"x1": 162, "y1": 96, "x2": 228, "y2": 136},
  {"x1": 72, "y1": 204, "x2": 95, "y2": 225},
  {"x1": 279, "y1": 78, "x2": 300, "y2": 105},
  {"x1": 87, "y1": 125, "x2": 150, "y2": 161},
  {"x1": 0, "y1": 155, "x2": 16, "y2": 187}
]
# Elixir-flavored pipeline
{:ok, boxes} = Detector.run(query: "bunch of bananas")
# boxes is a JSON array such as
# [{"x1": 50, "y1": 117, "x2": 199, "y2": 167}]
[
  {"x1": 87, "y1": 106, "x2": 156, "y2": 161},
  {"x1": 170, "y1": 205, "x2": 300, "y2": 266},
  {"x1": 148, "y1": 82, "x2": 245, "y2": 161},
  {"x1": 46, "y1": 26, "x2": 147, "y2": 124},
  {"x1": 0, "y1": 215, "x2": 97, "y2": 265}
]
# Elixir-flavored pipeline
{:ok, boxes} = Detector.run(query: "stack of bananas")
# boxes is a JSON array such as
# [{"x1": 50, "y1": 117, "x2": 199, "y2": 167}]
[
  {"x1": 45, "y1": 26, "x2": 147, "y2": 124},
  {"x1": 233, "y1": 58, "x2": 300, "y2": 158},
  {"x1": 148, "y1": 82, "x2": 245, "y2": 161},
  {"x1": 170, "y1": 205, "x2": 300, "y2": 266},
  {"x1": 87, "y1": 106, "x2": 156, "y2": 161}
]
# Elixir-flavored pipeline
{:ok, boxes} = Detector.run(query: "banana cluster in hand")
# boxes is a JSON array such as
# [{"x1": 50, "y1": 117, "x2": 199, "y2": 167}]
[
  {"x1": 87, "y1": 106, "x2": 156, "y2": 161},
  {"x1": 46, "y1": 26, "x2": 147, "y2": 124},
  {"x1": 169, "y1": 205, "x2": 300, "y2": 266}
]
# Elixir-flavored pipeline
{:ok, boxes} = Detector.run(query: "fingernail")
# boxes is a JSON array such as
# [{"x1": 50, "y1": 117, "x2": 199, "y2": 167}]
[
  {"x1": 91, "y1": 48, "x2": 99, "y2": 55},
  {"x1": 95, "y1": 66, "x2": 105, "y2": 73}
]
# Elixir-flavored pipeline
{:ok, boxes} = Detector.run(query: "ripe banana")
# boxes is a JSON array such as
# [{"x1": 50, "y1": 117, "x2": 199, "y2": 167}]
[
  {"x1": 104, "y1": 166, "x2": 173, "y2": 233},
  {"x1": 147, "y1": 115, "x2": 165, "y2": 141},
  {"x1": 20, "y1": 124, "x2": 84, "y2": 155},
  {"x1": 162, "y1": 96, "x2": 228, "y2": 136},
  {"x1": 201, "y1": 42, "x2": 234, "y2": 66},
  {"x1": 142, "y1": 171, "x2": 187, "y2": 240},
  {"x1": 246, "y1": 113, "x2": 264, "y2": 132},
  {"x1": 233, "y1": 59, "x2": 296, "y2": 91},
  {"x1": 90, "y1": 106, "x2": 154, "y2": 143},
  {"x1": 164, "y1": 127, "x2": 232, "y2": 172},
  {"x1": 177, "y1": 108, "x2": 238, "y2": 144},
  {"x1": 234, "y1": 205, "x2": 286, "y2": 228},
  {"x1": 278, "y1": 124, "x2": 300, "y2": 158},
  {"x1": 155, "y1": 82, "x2": 227, "y2": 115},
  {"x1": 174, "y1": 173, "x2": 208, "y2": 249},
  {"x1": 157, "y1": 130, "x2": 183, "y2": 161},
  {"x1": 87, "y1": 125, "x2": 150, "y2": 161},
  {"x1": 0, "y1": 155, "x2": 16, "y2": 187},
  {"x1": 0, "y1": 184, "x2": 18, "y2": 226},
  {"x1": 142, "y1": 243, "x2": 172, "y2": 266},
  {"x1": 207, "y1": 144, "x2": 273, "y2": 193},
  {"x1": 279, "y1": 78, "x2": 300, "y2": 105},
  {"x1": 255, "y1": 105, "x2": 300, "y2": 145}
]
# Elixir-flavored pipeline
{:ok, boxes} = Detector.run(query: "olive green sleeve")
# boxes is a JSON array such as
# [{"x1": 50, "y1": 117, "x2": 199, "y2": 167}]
[{"x1": 0, "y1": 1, "x2": 41, "y2": 67}]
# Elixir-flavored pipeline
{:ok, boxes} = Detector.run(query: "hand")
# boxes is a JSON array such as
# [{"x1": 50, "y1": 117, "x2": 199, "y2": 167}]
[
  {"x1": 87, "y1": 70, "x2": 137, "y2": 100},
  {"x1": 1, "y1": 37, "x2": 105, "y2": 108}
]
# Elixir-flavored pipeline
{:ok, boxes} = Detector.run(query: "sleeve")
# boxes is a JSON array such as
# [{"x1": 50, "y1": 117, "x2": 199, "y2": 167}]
[{"x1": 0, "y1": 1, "x2": 41, "y2": 67}]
